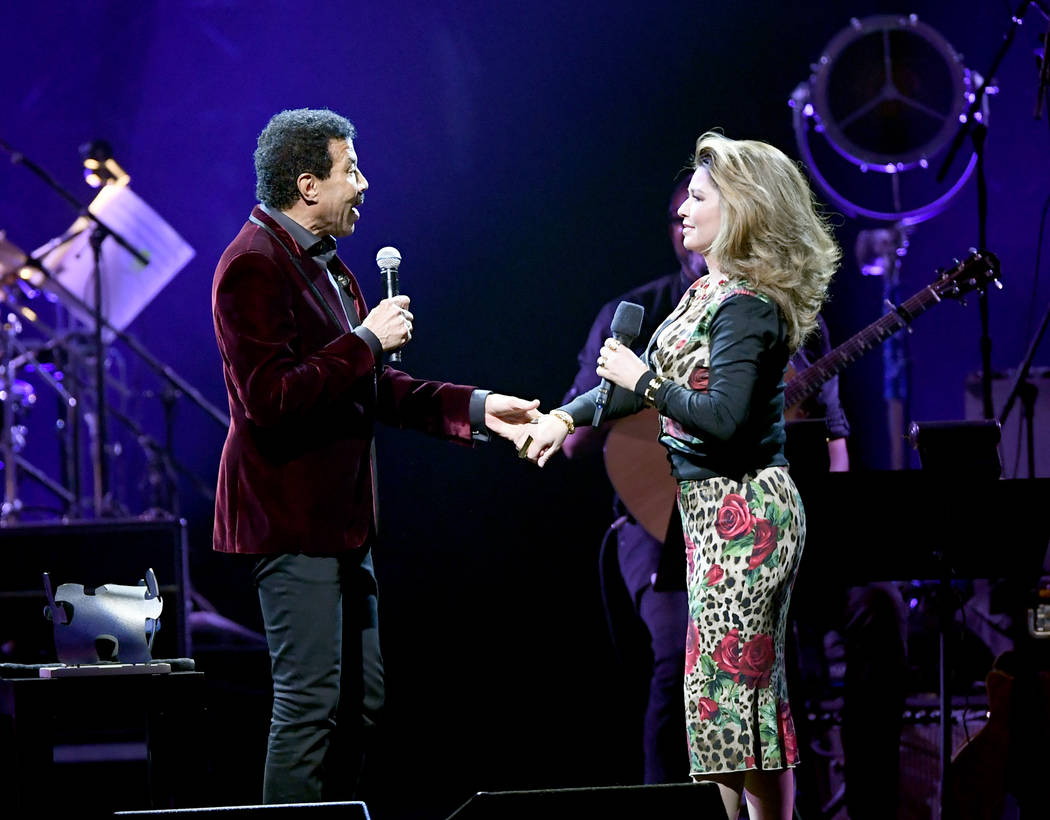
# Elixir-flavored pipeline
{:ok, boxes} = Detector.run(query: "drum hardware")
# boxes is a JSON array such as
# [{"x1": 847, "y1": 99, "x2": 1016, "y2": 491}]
[
  {"x1": 0, "y1": 229, "x2": 226, "y2": 521},
  {"x1": 791, "y1": 14, "x2": 983, "y2": 226}
]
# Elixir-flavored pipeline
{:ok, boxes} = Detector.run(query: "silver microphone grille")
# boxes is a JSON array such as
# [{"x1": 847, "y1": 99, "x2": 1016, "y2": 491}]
[{"x1": 376, "y1": 246, "x2": 402, "y2": 270}]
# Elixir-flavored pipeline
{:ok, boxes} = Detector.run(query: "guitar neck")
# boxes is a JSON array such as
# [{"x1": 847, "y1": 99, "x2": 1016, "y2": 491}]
[{"x1": 785, "y1": 284, "x2": 942, "y2": 408}]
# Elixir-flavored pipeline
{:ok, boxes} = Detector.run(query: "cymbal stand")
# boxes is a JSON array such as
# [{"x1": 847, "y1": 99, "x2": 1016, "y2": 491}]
[
  {"x1": 1, "y1": 305, "x2": 80, "y2": 516},
  {"x1": 0, "y1": 302, "x2": 23, "y2": 522},
  {"x1": 53, "y1": 340, "x2": 82, "y2": 517}
]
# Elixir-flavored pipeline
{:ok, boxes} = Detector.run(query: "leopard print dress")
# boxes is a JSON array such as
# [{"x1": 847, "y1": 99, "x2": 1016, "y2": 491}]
[{"x1": 650, "y1": 274, "x2": 804, "y2": 776}]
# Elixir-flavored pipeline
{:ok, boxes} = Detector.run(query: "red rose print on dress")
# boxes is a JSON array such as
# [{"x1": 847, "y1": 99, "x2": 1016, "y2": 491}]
[
  {"x1": 715, "y1": 494, "x2": 754, "y2": 540},
  {"x1": 745, "y1": 755, "x2": 756, "y2": 767},
  {"x1": 778, "y1": 701, "x2": 799, "y2": 764},
  {"x1": 685, "y1": 620, "x2": 701, "y2": 675},
  {"x1": 704, "y1": 563, "x2": 724, "y2": 586},
  {"x1": 697, "y1": 697, "x2": 719, "y2": 721},
  {"x1": 738, "y1": 633, "x2": 775, "y2": 689},
  {"x1": 748, "y1": 519, "x2": 778, "y2": 569},
  {"x1": 712, "y1": 627, "x2": 741, "y2": 681},
  {"x1": 682, "y1": 526, "x2": 697, "y2": 574},
  {"x1": 688, "y1": 367, "x2": 710, "y2": 391}
]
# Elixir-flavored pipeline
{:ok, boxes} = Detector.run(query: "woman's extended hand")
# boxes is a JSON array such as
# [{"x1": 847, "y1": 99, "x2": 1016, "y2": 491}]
[
  {"x1": 597, "y1": 337, "x2": 648, "y2": 391},
  {"x1": 516, "y1": 413, "x2": 572, "y2": 467}
]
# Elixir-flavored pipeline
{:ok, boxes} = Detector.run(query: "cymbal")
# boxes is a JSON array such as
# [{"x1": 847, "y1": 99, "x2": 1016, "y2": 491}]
[{"x1": 0, "y1": 231, "x2": 29, "y2": 279}]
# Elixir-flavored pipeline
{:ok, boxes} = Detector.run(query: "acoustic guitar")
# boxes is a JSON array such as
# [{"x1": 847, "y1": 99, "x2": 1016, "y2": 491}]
[{"x1": 603, "y1": 250, "x2": 1001, "y2": 540}]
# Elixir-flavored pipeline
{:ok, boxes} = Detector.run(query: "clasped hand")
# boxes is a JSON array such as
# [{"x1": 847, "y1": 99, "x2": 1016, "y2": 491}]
[
  {"x1": 515, "y1": 414, "x2": 570, "y2": 467},
  {"x1": 596, "y1": 336, "x2": 647, "y2": 392},
  {"x1": 361, "y1": 294, "x2": 414, "y2": 352}
]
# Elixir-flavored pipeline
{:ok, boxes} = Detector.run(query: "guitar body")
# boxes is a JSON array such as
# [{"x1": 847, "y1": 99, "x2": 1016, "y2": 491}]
[
  {"x1": 603, "y1": 408, "x2": 676, "y2": 541},
  {"x1": 947, "y1": 668, "x2": 1013, "y2": 820}
]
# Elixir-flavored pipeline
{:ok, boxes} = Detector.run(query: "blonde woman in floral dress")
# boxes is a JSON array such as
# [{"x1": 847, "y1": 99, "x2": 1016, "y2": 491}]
[{"x1": 520, "y1": 132, "x2": 840, "y2": 820}]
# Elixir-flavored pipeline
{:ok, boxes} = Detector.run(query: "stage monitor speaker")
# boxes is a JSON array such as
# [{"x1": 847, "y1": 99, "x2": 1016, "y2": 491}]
[
  {"x1": 114, "y1": 803, "x2": 369, "y2": 817},
  {"x1": 0, "y1": 518, "x2": 189, "y2": 662},
  {"x1": 447, "y1": 782, "x2": 723, "y2": 818}
]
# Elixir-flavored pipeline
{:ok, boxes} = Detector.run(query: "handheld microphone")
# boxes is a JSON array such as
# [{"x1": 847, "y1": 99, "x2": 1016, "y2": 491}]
[
  {"x1": 592, "y1": 301, "x2": 645, "y2": 427},
  {"x1": 376, "y1": 246, "x2": 403, "y2": 363}
]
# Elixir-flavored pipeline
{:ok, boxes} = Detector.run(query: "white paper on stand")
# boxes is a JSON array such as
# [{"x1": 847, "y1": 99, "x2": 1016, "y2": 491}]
[{"x1": 35, "y1": 183, "x2": 195, "y2": 340}]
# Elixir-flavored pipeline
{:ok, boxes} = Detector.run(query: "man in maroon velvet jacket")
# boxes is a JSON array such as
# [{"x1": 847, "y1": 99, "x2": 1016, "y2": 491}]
[{"x1": 212, "y1": 108, "x2": 537, "y2": 804}]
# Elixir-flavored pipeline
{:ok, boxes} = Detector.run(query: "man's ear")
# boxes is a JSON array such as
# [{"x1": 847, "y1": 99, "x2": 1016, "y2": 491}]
[{"x1": 296, "y1": 172, "x2": 317, "y2": 204}]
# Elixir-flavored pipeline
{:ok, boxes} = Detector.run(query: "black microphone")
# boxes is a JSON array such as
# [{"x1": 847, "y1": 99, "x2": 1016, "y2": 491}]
[
  {"x1": 376, "y1": 246, "x2": 403, "y2": 363},
  {"x1": 592, "y1": 301, "x2": 645, "y2": 427}
]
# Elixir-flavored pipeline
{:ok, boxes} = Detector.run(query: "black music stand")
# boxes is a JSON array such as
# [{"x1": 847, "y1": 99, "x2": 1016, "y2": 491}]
[
  {"x1": 907, "y1": 419, "x2": 1003, "y2": 480},
  {"x1": 908, "y1": 419, "x2": 1002, "y2": 816}
]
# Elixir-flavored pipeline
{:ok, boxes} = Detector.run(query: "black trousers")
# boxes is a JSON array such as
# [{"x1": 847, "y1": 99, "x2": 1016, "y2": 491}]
[
  {"x1": 253, "y1": 549, "x2": 384, "y2": 804},
  {"x1": 602, "y1": 517, "x2": 689, "y2": 783}
]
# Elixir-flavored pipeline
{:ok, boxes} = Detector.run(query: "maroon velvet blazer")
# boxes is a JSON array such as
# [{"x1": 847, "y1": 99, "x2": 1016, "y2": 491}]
[{"x1": 212, "y1": 206, "x2": 476, "y2": 555}]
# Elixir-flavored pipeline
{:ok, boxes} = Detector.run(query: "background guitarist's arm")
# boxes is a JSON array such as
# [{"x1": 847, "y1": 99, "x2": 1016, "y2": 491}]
[
  {"x1": 827, "y1": 437, "x2": 849, "y2": 472},
  {"x1": 787, "y1": 314, "x2": 851, "y2": 474}
]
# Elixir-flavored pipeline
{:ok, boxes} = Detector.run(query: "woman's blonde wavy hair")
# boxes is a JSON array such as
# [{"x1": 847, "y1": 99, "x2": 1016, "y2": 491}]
[{"x1": 692, "y1": 131, "x2": 841, "y2": 351}]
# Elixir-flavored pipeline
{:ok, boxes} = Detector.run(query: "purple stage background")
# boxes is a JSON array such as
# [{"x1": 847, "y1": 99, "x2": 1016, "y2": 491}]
[{"x1": 1, "y1": 1, "x2": 1048, "y2": 816}]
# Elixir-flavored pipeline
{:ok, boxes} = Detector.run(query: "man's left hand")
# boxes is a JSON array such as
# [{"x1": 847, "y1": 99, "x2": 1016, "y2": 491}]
[{"x1": 484, "y1": 394, "x2": 541, "y2": 442}]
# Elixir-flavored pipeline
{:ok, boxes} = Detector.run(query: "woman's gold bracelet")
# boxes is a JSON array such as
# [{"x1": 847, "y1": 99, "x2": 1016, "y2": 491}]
[
  {"x1": 550, "y1": 409, "x2": 575, "y2": 434},
  {"x1": 643, "y1": 376, "x2": 666, "y2": 406}
]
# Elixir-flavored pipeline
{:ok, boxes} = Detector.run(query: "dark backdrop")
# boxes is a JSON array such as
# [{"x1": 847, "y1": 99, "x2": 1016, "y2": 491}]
[{"x1": 1, "y1": 1, "x2": 1048, "y2": 817}]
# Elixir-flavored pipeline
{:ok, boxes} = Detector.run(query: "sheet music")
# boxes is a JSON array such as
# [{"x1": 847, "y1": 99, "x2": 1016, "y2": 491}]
[{"x1": 35, "y1": 183, "x2": 195, "y2": 338}]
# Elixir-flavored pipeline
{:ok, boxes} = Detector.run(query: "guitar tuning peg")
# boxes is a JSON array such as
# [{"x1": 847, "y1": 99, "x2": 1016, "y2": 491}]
[{"x1": 993, "y1": 279, "x2": 1003, "y2": 290}]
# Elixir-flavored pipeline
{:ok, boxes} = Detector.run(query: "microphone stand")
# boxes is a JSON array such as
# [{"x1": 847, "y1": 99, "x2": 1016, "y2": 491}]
[
  {"x1": 88, "y1": 225, "x2": 110, "y2": 513},
  {"x1": 936, "y1": 0, "x2": 1039, "y2": 420},
  {"x1": 1, "y1": 137, "x2": 147, "y2": 516},
  {"x1": 927, "y1": 5, "x2": 1048, "y2": 808}
]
